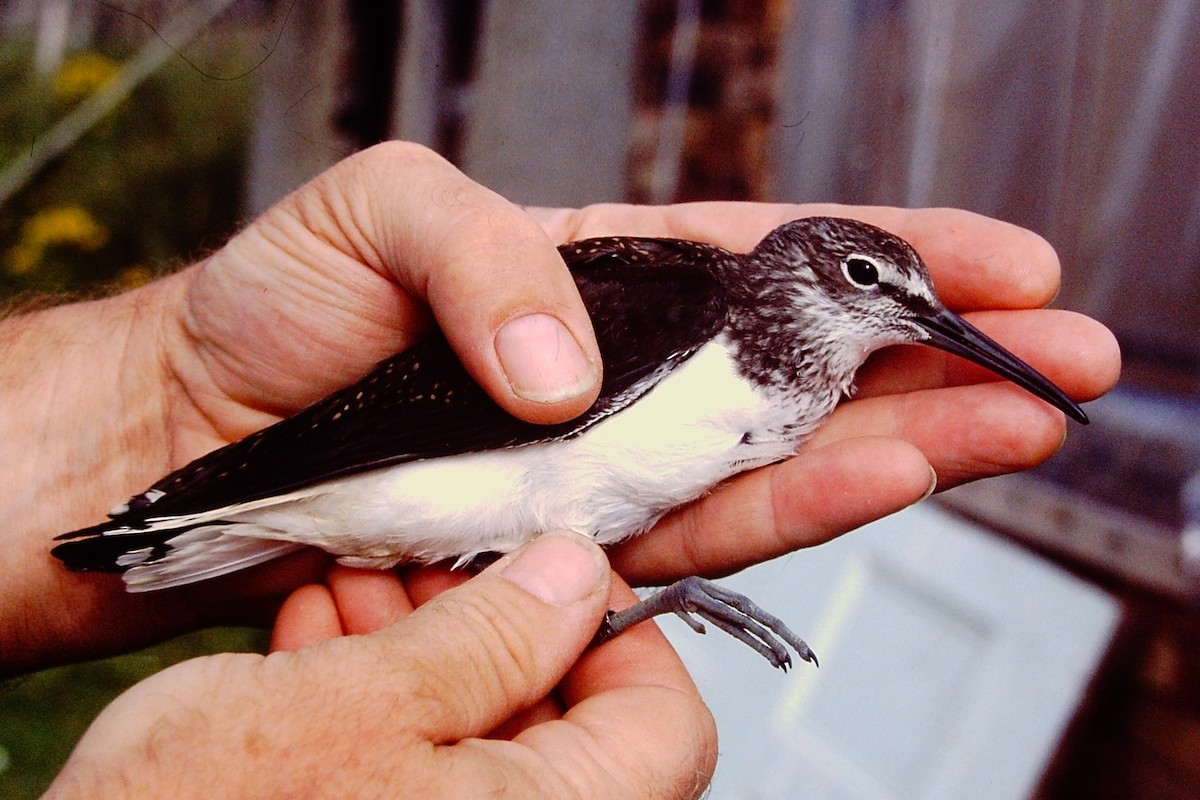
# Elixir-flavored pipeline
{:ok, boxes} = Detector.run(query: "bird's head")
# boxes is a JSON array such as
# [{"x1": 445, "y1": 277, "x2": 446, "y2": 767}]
[{"x1": 740, "y1": 216, "x2": 1087, "y2": 423}]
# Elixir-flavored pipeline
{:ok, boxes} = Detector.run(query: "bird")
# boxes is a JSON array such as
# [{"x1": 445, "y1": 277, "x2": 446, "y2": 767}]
[{"x1": 52, "y1": 216, "x2": 1087, "y2": 670}]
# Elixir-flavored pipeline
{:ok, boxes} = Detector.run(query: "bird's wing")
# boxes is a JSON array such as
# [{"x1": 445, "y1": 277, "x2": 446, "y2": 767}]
[{"x1": 68, "y1": 238, "x2": 731, "y2": 526}]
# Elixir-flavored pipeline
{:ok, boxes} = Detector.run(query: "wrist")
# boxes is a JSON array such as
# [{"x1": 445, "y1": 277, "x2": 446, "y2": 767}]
[
  {"x1": 0, "y1": 275, "x2": 185, "y2": 533},
  {"x1": 0, "y1": 273, "x2": 187, "y2": 673}
]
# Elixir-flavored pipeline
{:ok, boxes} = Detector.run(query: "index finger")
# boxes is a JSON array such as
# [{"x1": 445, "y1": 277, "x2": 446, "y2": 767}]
[{"x1": 533, "y1": 202, "x2": 1060, "y2": 312}]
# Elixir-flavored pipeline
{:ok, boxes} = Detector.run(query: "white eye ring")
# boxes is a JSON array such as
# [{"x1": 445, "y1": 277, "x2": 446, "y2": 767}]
[{"x1": 842, "y1": 254, "x2": 881, "y2": 288}]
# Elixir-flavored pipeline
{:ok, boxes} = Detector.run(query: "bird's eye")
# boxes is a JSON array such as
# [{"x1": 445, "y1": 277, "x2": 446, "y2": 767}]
[{"x1": 842, "y1": 256, "x2": 880, "y2": 288}]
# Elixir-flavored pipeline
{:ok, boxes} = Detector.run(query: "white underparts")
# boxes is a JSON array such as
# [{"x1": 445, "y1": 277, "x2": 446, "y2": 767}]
[{"x1": 118, "y1": 337, "x2": 835, "y2": 591}]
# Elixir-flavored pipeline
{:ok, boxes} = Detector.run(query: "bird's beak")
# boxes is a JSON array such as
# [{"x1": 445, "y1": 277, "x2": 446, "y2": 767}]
[{"x1": 915, "y1": 309, "x2": 1088, "y2": 424}]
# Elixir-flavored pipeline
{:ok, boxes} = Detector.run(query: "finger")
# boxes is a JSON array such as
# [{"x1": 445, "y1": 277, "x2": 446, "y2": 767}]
[
  {"x1": 404, "y1": 563, "x2": 701, "y2": 745},
  {"x1": 859, "y1": 206, "x2": 1062, "y2": 311},
  {"x1": 534, "y1": 203, "x2": 1060, "y2": 311},
  {"x1": 401, "y1": 561, "x2": 573, "y2": 741},
  {"x1": 561, "y1": 575, "x2": 698, "y2": 702},
  {"x1": 359, "y1": 531, "x2": 610, "y2": 743},
  {"x1": 270, "y1": 565, "x2": 416, "y2": 652},
  {"x1": 270, "y1": 584, "x2": 342, "y2": 652},
  {"x1": 326, "y1": 565, "x2": 415, "y2": 634},
  {"x1": 810, "y1": 381, "x2": 1075, "y2": 488},
  {"x1": 510, "y1": 576, "x2": 717, "y2": 799},
  {"x1": 400, "y1": 562, "x2": 471, "y2": 607},
  {"x1": 487, "y1": 571, "x2": 705, "y2": 742},
  {"x1": 487, "y1": 697, "x2": 565, "y2": 740},
  {"x1": 610, "y1": 437, "x2": 934, "y2": 584},
  {"x1": 432, "y1": 575, "x2": 715, "y2": 799},
  {"x1": 324, "y1": 143, "x2": 602, "y2": 423}
]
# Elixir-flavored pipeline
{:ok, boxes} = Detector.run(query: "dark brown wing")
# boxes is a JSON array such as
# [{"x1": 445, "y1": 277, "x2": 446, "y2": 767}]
[{"x1": 58, "y1": 237, "x2": 733, "y2": 533}]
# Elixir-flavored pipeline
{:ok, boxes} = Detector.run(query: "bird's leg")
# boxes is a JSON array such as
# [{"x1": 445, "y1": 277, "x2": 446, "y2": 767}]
[{"x1": 592, "y1": 576, "x2": 818, "y2": 671}]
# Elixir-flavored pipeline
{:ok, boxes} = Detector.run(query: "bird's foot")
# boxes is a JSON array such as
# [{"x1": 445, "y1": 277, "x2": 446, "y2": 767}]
[{"x1": 592, "y1": 575, "x2": 817, "y2": 670}]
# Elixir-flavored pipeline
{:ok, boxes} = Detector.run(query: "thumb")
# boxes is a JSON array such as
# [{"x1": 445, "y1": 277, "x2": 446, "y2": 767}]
[{"x1": 380, "y1": 531, "x2": 611, "y2": 741}]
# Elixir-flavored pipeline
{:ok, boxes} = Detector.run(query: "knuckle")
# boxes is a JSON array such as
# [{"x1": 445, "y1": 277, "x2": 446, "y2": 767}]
[{"x1": 356, "y1": 139, "x2": 446, "y2": 170}]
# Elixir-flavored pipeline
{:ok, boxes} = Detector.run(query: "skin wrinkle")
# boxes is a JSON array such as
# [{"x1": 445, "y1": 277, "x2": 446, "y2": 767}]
[
  {"x1": 453, "y1": 739, "x2": 579, "y2": 800},
  {"x1": 663, "y1": 499, "x2": 713, "y2": 582},
  {"x1": 111, "y1": 292, "x2": 173, "y2": 503},
  {"x1": 159, "y1": 275, "x2": 251, "y2": 453},
  {"x1": 505, "y1": 721, "x2": 620, "y2": 800},
  {"x1": 565, "y1": 689, "x2": 712, "y2": 800},
  {"x1": 370, "y1": 144, "x2": 486, "y2": 242},
  {"x1": 147, "y1": 280, "x2": 198, "y2": 474},
  {"x1": 577, "y1": 739, "x2": 640, "y2": 800},
  {"x1": 356, "y1": 153, "x2": 424, "y2": 269},
  {"x1": 321, "y1": 161, "x2": 392, "y2": 273},
  {"x1": 284, "y1": 166, "x2": 379, "y2": 273},
  {"x1": 387, "y1": 597, "x2": 541, "y2": 742},
  {"x1": 256, "y1": 202, "x2": 345, "y2": 269},
  {"x1": 244, "y1": 200, "x2": 416, "y2": 345},
  {"x1": 263, "y1": 231, "x2": 381, "y2": 311},
  {"x1": 456, "y1": 629, "x2": 542, "y2": 742},
  {"x1": 179, "y1": 239, "x2": 412, "y2": 420}
]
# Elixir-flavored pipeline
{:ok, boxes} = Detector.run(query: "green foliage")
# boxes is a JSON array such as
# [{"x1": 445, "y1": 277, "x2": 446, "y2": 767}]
[
  {"x1": 0, "y1": 627, "x2": 269, "y2": 799},
  {"x1": 1, "y1": 28, "x2": 264, "y2": 799},
  {"x1": 0, "y1": 36, "x2": 254, "y2": 295}
]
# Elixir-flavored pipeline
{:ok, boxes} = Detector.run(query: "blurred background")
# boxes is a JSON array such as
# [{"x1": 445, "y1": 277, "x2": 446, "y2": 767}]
[{"x1": 1, "y1": 1, "x2": 1198, "y2": 797}]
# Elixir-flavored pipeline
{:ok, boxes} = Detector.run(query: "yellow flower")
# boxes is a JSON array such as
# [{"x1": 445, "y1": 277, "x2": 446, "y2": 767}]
[
  {"x1": 54, "y1": 52, "x2": 120, "y2": 102},
  {"x1": 116, "y1": 264, "x2": 153, "y2": 289},
  {"x1": 5, "y1": 243, "x2": 39, "y2": 276},
  {"x1": 23, "y1": 205, "x2": 108, "y2": 250},
  {"x1": 5, "y1": 205, "x2": 109, "y2": 276}
]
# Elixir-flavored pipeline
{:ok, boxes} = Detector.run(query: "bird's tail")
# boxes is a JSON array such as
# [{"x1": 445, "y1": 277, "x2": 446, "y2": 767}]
[
  {"x1": 52, "y1": 521, "x2": 162, "y2": 572},
  {"x1": 52, "y1": 521, "x2": 307, "y2": 592}
]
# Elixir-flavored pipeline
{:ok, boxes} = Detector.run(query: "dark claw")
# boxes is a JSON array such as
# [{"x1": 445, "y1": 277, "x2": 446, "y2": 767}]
[{"x1": 592, "y1": 576, "x2": 817, "y2": 670}]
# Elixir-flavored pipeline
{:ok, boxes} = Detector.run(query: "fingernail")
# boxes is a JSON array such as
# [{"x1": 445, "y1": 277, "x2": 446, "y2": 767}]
[
  {"x1": 920, "y1": 466, "x2": 938, "y2": 502},
  {"x1": 500, "y1": 532, "x2": 604, "y2": 606},
  {"x1": 495, "y1": 313, "x2": 597, "y2": 404}
]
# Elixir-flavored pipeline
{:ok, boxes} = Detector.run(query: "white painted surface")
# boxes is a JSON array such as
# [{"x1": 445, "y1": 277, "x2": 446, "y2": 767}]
[{"x1": 663, "y1": 502, "x2": 1119, "y2": 800}]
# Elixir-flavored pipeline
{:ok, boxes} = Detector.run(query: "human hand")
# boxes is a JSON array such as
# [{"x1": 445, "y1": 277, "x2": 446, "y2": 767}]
[
  {"x1": 43, "y1": 532, "x2": 717, "y2": 799},
  {"x1": 3, "y1": 141, "x2": 1119, "y2": 674},
  {"x1": 5, "y1": 142, "x2": 605, "y2": 673}
]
